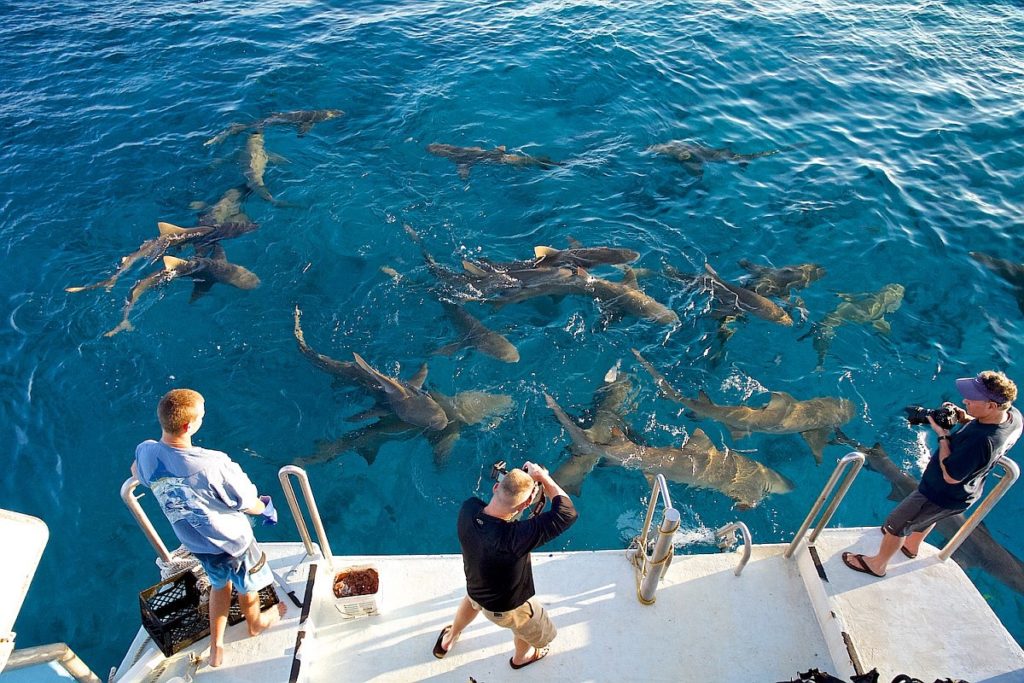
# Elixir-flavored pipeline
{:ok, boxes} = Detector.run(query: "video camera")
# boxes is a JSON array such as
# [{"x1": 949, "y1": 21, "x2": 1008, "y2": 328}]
[{"x1": 491, "y1": 460, "x2": 547, "y2": 519}]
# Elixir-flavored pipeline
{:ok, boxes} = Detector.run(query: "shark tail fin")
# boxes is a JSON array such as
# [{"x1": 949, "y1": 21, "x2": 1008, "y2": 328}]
[
  {"x1": 162, "y1": 255, "x2": 189, "y2": 269},
  {"x1": 157, "y1": 221, "x2": 188, "y2": 236}
]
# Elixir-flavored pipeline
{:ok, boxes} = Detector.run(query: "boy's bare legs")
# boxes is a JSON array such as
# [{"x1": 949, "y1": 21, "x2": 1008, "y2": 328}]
[
  {"x1": 239, "y1": 590, "x2": 286, "y2": 637},
  {"x1": 208, "y1": 583, "x2": 233, "y2": 667}
]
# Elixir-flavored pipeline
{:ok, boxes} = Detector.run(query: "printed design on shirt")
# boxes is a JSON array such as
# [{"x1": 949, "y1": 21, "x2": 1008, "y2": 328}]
[{"x1": 150, "y1": 477, "x2": 209, "y2": 526}]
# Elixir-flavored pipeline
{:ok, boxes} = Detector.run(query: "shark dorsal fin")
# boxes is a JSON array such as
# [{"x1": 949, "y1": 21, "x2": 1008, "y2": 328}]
[
  {"x1": 157, "y1": 221, "x2": 188, "y2": 236},
  {"x1": 764, "y1": 392, "x2": 797, "y2": 415},
  {"x1": 352, "y1": 353, "x2": 406, "y2": 395},
  {"x1": 621, "y1": 266, "x2": 639, "y2": 290},
  {"x1": 496, "y1": 145, "x2": 507, "y2": 152},
  {"x1": 534, "y1": 246, "x2": 559, "y2": 263},
  {"x1": 462, "y1": 260, "x2": 489, "y2": 277},
  {"x1": 697, "y1": 389, "x2": 714, "y2": 405},
  {"x1": 162, "y1": 255, "x2": 189, "y2": 269},
  {"x1": 567, "y1": 236, "x2": 584, "y2": 249},
  {"x1": 687, "y1": 428, "x2": 714, "y2": 449},
  {"x1": 409, "y1": 363, "x2": 429, "y2": 389}
]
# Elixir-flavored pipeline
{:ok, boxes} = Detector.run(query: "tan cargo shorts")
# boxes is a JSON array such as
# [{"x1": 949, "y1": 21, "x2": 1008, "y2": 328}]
[{"x1": 468, "y1": 596, "x2": 556, "y2": 648}]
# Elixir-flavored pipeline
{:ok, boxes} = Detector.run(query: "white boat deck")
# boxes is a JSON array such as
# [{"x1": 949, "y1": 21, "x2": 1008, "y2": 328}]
[{"x1": 113, "y1": 528, "x2": 1024, "y2": 683}]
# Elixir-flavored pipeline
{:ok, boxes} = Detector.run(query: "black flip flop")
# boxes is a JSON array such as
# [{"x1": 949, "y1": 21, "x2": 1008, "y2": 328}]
[
  {"x1": 900, "y1": 546, "x2": 917, "y2": 559},
  {"x1": 433, "y1": 625, "x2": 452, "y2": 659},
  {"x1": 842, "y1": 552, "x2": 885, "y2": 578},
  {"x1": 510, "y1": 646, "x2": 549, "y2": 670}
]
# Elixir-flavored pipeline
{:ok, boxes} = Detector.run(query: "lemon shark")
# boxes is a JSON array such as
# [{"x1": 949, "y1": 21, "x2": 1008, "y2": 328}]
[
  {"x1": 426, "y1": 143, "x2": 562, "y2": 179},
  {"x1": 831, "y1": 428, "x2": 1024, "y2": 596},
  {"x1": 971, "y1": 251, "x2": 1024, "y2": 314},
  {"x1": 204, "y1": 109, "x2": 344, "y2": 146},
  {"x1": 545, "y1": 375, "x2": 793, "y2": 509},
  {"x1": 737, "y1": 259, "x2": 826, "y2": 299},
  {"x1": 799, "y1": 283, "x2": 904, "y2": 371},
  {"x1": 632, "y1": 349, "x2": 853, "y2": 463},
  {"x1": 646, "y1": 140, "x2": 786, "y2": 178}
]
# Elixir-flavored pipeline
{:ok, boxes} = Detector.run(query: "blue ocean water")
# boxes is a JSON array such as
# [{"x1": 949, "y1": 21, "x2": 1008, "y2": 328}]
[{"x1": 2, "y1": 0, "x2": 1024, "y2": 671}]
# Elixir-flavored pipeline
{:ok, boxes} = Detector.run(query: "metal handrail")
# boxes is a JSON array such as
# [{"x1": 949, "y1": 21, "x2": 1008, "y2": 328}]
[
  {"x1": 715, "y1": 521, "x2": 753, "y2": 576},
  {"x1": 939, "y1": 455, "x2": 1019, "y2": 561},
  {"x1": 120, "y1": 478, "x2": 172, "y2": 563},
  {"x1": 627, "y1": 474, "x2": 680, "y2": 605},
  {"x1": 4, "y1": 643, "x2": 101, "y2": 683},
  {"x1": 278, "y1": 465, "x2": 334, "y2": 570},
  {"x1": 784, "y1": 451, "x2": 865, "y2": 559}
]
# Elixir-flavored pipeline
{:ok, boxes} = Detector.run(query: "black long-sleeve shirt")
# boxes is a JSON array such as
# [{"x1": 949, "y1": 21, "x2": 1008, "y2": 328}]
[{"x1": 457, "y1": 495, "x2": 578, "y2": 612}]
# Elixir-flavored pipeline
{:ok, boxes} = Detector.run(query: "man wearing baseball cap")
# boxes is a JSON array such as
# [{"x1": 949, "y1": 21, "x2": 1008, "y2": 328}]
[{"x1": 844, "y1": 371, "x2": 1022, "y2": 578}]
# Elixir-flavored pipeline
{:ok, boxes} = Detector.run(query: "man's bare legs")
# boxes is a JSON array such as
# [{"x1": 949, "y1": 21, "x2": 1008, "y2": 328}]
[
  {"x1": 208, "y1": 583, "x2": 233, "y2": 667},
  {"x1": 858, "y1": 528, "x2": 928, "y2": 576},
  {"x1": 511, "y1": 635, "x2": 536, "y2": 666},
  {"x1": 441, "y1": 596, "x2": 479, "y2": 653},
  {"x1": 239, "y1": 590, "x2": 287, "y2": 637}
]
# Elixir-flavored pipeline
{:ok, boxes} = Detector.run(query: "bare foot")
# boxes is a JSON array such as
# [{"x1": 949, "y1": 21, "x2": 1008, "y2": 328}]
[
  {"x1": 249, "y1": 601, "x2": 287, "y2": 637},
  {"x1": 209, "y1": 644, "x2": 224, "y2": 668}
]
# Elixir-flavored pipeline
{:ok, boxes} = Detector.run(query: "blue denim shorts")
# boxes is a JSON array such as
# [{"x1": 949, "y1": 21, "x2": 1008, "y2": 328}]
[{"x1": 194, "y1": 541, "x2": 273, "y2": 594}]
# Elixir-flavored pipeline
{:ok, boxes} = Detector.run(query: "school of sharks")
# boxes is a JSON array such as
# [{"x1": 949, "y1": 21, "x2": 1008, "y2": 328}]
[{"x1": 65, "y1": 108, "x2": 1024, "y2": 598}]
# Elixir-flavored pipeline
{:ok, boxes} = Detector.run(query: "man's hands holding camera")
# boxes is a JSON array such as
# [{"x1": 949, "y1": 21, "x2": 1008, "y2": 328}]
[{"x1": 523, "y1": 461, "x2": 549, "y2": 482}]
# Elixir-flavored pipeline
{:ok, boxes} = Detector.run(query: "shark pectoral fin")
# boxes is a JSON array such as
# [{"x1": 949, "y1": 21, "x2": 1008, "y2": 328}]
[
  {"x1": 268, "y1": 152, "x2": 290, "y2": 164},
  {"x1": 457, "y1": 164, "x2": 471, "y2": 180},
  {"x1": 297, "y1": 122, "x2": 314, "y2": 136},
  {"x1": 157, "y1": 221, "x2": 188, "y2": 236},
  {"x1": 352, "y1": 353, "x2": 400, "y2": 394},
  {"x1": 354, "y1": 444, "x2": 380, "y2": 467},
  {"x1": 800, "y1": 428, "x2": 831, "y2": 464},
  {"x1": 728, "y1": 427, "x2": 751, "y2": 441},
  {"x1": 409, "y1": 363, "x2": 429, "y2": 389},
  {"x1": 433, "y1": 342, "x2": 463, "y2": 357},
  {"x1": 189, "y1": 278, "x2": 215, "y2": 303},
  {"x1": 886, "y1": 482, "x2": 904, "y2": 502},
  {"x1": 621, "y1": 266, "x2": 639, "y2": 290},
  {"x1": 872, "y1": 319, "x2": 892, "y2": 334},
  {"x1": 429, "y1": 428, "x2": 462, "y2": 465}
]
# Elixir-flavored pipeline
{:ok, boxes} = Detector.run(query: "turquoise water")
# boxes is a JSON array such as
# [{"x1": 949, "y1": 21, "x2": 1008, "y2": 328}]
[{"x1": 3, "y1": 0, "x2": 1024, "y2": 671}]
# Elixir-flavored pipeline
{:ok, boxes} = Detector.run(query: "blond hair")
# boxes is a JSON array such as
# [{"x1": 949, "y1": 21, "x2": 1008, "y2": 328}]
[
  {"x1": 980, "y1": 371, "x2": 1017, "y2": 409},
  {"x1": 158, "y1": 389, "x2": 204, "y2": 434},
  {"x1": 495, "y1": 469, "x2": 534, "y2": 507}
]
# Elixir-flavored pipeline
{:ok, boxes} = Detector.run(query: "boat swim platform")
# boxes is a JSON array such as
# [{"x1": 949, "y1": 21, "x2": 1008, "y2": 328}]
[{"x1": 113, "y1": 528, "x2": 1024, "y2": 683}]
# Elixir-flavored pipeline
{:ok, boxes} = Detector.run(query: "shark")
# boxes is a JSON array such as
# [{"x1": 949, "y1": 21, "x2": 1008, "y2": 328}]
[
  {"x1": 204, "y1": 109, "x2": 344, "y2": 146},
  {"x1": 66, "y1": 226, "x2": 215, "y2": 294},
  {"x1": 103, "y1": 256, "x2": 202, "y2": 337},
  {"x1": 434, "y1": 301, "x2": 520, "y2": 363},
  {"x1": 546, "y1": 382, "x2": 793, "y2": 509},
  {"x1": 426, "y1": 143, "x2": 562, "y2": 180},
  {"x1": 296, "y1": 390, "x2": 513, "y2": 467},
  {"x1": 351, "y1": 353, "x2": 449, "y2": 431},
  {"x1": 632, "y1": 349, "x2": 854, "y2": 463},
  {"x1": 646, "y1": 141, "x2": 786, "y2": 178},
  {"x1": 971, "y1": 251, "x2": 1024, "y2": 314},
  {"x1": 800, "y1": 283, "x2": 904, "y2": 371},
  {"x1": 737, "y1": 259, "x2": 826, "y2": 299},
  {"x1": 831, "y1": 428, "x2": 1024, "y2": 596},
  {"x1": 242, "y1": 131, "x2": 289, "y2": 205},
  {"x1": 165, "y1": 247, "x2": 261, "y2": 302},
  {"x1": 480, "y1": 243, "x2": 640, "y2": 271}
]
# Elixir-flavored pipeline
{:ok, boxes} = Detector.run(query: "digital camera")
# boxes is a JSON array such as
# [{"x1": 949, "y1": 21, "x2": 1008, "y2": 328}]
[
  {"x1": 904, "y1": 404, "x2": 958, "y2": 431},
  {"x1": 491, "y1": 460, "x2": 546, "y2": 517}
]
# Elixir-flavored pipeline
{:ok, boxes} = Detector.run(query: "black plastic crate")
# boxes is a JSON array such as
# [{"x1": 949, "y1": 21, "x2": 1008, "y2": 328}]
[{"x1": 140, "y1": 569, "x2": 281, "y2": 657}]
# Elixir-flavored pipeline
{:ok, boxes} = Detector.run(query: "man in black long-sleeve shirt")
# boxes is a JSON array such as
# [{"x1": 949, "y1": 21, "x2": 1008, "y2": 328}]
[{"x1": 433, "y1": 461, "x2": 578, "y2": 670}]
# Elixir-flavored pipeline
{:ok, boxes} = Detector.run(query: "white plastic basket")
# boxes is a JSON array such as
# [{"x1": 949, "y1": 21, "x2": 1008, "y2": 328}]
[{"x1": 333, "y1": 565, "x2": 380, "y2": 618}]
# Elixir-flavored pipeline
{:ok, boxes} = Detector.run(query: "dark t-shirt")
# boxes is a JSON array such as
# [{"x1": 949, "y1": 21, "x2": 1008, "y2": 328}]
[
  {"x1": 918, "y1": 407, "x2": 1022, "y2": 510},
  {"x1": 458, "y1": 495, "x2": 578, "y2": 612}
]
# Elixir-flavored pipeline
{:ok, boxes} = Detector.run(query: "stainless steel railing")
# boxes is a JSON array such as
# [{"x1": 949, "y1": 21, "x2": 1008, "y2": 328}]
[
  {"x1": 939, "y1": 455, "x2": 1019, "y2": 561},
  {"x1": 278, "y1": 465, "x2": 334, "y2": 570},
  {"x1": 627, "y1": 474, "x2": 680, "y2": 605},
  {"x1": 715, "y1": 521, "x2": 753, "y2": 576},
  {"x1": 784, "y1": 451, "x2": 865, "y2": 559},
  {"x1": 120, "y1": 477, "x2": 173, "y2": 564}
]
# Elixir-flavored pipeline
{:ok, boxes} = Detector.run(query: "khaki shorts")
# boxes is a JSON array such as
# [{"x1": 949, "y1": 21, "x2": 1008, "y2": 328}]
[{"x1": 468, "y1": 596, "x2": 557, "y2": 648}]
